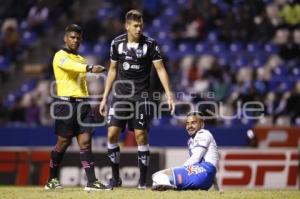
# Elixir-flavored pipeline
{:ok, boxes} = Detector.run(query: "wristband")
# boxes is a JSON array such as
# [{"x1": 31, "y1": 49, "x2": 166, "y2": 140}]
[{"x1": 86, "y1": 64, "x2": 93, "y2": 72}]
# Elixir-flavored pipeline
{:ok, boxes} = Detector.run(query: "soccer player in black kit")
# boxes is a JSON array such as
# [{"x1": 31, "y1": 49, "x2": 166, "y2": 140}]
[{"x1": 99, "y1": 10, "x2": 175, "y2": 189}]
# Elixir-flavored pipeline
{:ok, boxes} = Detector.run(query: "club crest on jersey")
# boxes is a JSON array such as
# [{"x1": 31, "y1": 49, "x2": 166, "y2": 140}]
[
  {"x1": 136, "y1": 49, "x2": 143, "y2": 58},
  {"x1": 186, "y1": 165, "x2": 206, "y2": 175},
  {"x1": 123, "y1": 62, "x2": 130, "y2": 70}
]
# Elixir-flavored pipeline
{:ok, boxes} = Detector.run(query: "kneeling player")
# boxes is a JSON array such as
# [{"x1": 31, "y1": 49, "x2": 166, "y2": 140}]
[{"x1": 152, "y1": 112, "x2": 220, "y2": 191}]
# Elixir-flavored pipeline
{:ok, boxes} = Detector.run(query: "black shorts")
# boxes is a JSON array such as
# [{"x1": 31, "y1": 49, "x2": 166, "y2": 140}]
[
  {"x1": 107, "y1": 98, "x2": 152, "y2": 131},
  {"x1": 53, "y1": 98, "x2": 94, "y2": 138}
]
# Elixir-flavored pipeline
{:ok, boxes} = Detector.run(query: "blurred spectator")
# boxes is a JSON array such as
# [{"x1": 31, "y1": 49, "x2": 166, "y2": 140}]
[
  {"x1": 274, "y1": 28, "x2": 300, "y2": 60},
  {"x1": 246, "y1": 129, "x2": 258, "y2": 147},
  {"x1": 253, "y1": 11, "x2": 276, "y2": 42},
  {"x1": 0, "y1": 97, "x2": 9, "y2": 125},
  {"x1": 83, "y1": 10, "x2": 103, "y2": 46},
  {"x1": 102, "y1": 16, "x2": 123, "y2": 42},
  {"x1": 9, "y1": 97, "x2": 25, "y2": 123},
  {"x1": 219, "y1": 9, "x2": 235, "y2": 42},
  {"x1": 171, "y1": 12, "x2": 186, "y2": 47},
  {"x1": 195, "y1": 0, "x2": 222, "y2": 31},
  {"x1": 286, "y1": 81, "x2": 300, "y2": 125},
  {"x1": 279, "y1": 0, "x2": 300, "y2": 27},
  {"x1": 142, "y1": 0, "x2": 163, "y2": 23},
  {"x1": 265, "y1": 2, "x2": 282, "y2": 27},
  {"x1": 27, "y1": 1, "x2": 49, "y2": 36},
  {"x1": 23, "y1": 94, "x2": 40, "y2": 125},
  {"x1": 0, "y1": 18, "x2": 23, "y2": 62},
  {"x1": 35, "y1": 80, "x2": 53, "y2": 126}
]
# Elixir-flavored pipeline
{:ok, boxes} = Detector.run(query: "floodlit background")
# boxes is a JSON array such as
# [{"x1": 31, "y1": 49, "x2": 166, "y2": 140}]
[{"x1": 0, "y1": 0, "x2": 299, "y2": 190}]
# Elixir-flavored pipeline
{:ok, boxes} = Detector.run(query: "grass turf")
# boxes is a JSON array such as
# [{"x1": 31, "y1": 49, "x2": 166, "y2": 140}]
[{"x1": 0, "y1": 186, "x2": 299, "y2": 199}]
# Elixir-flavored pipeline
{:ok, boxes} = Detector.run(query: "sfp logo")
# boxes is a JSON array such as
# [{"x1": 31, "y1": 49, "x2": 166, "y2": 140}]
[{"x1": 218, "y1": 150, "x2": 299, "y2": 188}]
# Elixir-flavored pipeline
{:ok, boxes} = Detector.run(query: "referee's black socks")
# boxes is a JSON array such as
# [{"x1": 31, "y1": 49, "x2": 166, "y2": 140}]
[
  {"x1": 80, "y1": 148, "x2": 97, "y2": 183},
  {"x1": 49, "y1": 145, "x2": 65, "y2": 180}
]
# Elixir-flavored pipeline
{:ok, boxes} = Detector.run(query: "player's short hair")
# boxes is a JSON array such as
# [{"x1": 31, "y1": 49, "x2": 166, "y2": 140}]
[
  {"x1": 65, "y1": 24, "x2": 82, "y2": 34},
  {"x1": 187, "y1": 111, "x2": 205, "y2": 120},
  {"x1": 125, "y1": 9, "x2": 143, "y2": 22}
]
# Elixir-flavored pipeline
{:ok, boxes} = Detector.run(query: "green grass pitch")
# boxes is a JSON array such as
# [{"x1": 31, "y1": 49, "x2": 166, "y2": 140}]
[{"x1": 0, "y1": 186, "x2": 299, "y2": 199}]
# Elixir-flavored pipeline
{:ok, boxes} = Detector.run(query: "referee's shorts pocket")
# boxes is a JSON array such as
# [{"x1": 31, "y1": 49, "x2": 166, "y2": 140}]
[{"x1": 51, "y1": 101, "x2": 73, "y2": 119}]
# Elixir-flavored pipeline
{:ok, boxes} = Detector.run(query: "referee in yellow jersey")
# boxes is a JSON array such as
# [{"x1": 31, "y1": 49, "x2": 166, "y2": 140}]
[{"x1": 45, "y1": 24, "x2": 111, "y2": 191}]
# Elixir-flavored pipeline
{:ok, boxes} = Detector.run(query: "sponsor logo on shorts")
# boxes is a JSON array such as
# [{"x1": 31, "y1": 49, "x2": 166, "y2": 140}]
[{"x1": 186, "y1": 165, "x2": 206, "y2": 175}]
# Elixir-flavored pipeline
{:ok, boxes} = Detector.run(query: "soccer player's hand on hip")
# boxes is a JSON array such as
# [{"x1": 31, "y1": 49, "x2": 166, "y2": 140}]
[
  {"x1": 99, "y1": 98, "x2": 107, "y2": 116},
  {"x1": 92, "y1": 65, "x2": 106, "y2": 73}
]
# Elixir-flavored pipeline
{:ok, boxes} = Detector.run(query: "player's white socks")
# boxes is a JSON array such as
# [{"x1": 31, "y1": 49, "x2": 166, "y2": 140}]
[
  {"x1": 137, "y1": 144, "x2": 150, "y2": 186},
  {"x1": 137, "y1": 144, "x2": 149, "y2": 152},
  {"x1": 152, "y1": 172, "x2": 172, "y2": 186},
  {"x1": 107, "y1": 142, "x2": 119, "y2": 150},
  {"x1": 107, "y1": 142, "x2": 121, "y2": 181}
]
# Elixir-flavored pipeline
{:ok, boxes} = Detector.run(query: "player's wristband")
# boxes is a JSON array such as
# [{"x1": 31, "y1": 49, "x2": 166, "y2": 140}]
[{"x1": 86, "y1": 64, "x2": 93, "y2": 72}]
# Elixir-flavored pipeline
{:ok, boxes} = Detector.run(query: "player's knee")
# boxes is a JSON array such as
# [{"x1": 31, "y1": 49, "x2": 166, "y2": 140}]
[
  {"x1": 136, "y1": 138, "x2": 147, "y2": 145},
  {"x1": 107, "y1": 126, "x2": 122, "y2": 143},
  {"x1": 135, "y1": 133, "x2": 147, "y2": 145},
  {"x1": 107, "y1": 132, "x2": 119, "y2": 143},
  {"x1": 57, "y1": 137, "x2": 71, "y2": 150},
  {"x1": 78, "y1": 139, "x2": 91, "y2": 149}
]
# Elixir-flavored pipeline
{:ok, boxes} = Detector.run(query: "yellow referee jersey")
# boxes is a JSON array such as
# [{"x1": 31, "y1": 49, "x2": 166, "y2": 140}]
[{"x1": 52, "y1": 48, "x2": 89, "y2": 97}]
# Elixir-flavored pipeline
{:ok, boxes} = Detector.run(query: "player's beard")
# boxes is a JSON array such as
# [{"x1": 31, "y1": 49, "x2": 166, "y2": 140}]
[{"x1": 187, "y1": 129, "x2": 197, "y2": 136}]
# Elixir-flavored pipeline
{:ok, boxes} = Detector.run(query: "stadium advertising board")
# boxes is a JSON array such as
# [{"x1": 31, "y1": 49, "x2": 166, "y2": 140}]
[
  {"x1": 166, "y1": 148, "x2": 299, "y2": 189},
  {"x1": 0, "y1": 149, "x2": 163, "y2": 187},
  {"x1": 254, "y1": 126, "x2": 300, "y2": 147}
]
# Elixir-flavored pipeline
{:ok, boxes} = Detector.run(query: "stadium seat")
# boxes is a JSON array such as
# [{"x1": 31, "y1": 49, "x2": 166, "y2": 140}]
[
  {"x1": 178, "y1": 42, "x2": 194, "y2": 55},
  {"x1": 20, "y1": 79, "x2": 37, "y2": 93},
  {"x1": 257, "y1": 115, "x2": 273, "y2": 126},
  {"x1": 160, "y1": 7, "x2": 177, "y2": 24},
  {"x1": 207, "y1": 31, "x2": 219, "y2": 43},
  {"x1": 21, "y1": 30, "x2": 37, "y2": 46},
  {"x1": 251, "y1": 53, "x2": 267, "y2": 68},
  {"x1": 0, "y1": 55, "x2": 11, "y2": 71},
  {"x1": 93, "y1": 42, "x2": 109, "y2": 56},
  {"x1": 275, "y1": 116, "x2": 291, "y2": 126},
  {"x1": 254, "y1": 80, "x2": 267, "y2": 94},
  {"x1": 195, "y1": 42, "x2": 210, "y2": 55},
  {"x1": 233, "y1": 56, "x2": 249, "y2": 68},
  {"x1": 269, "y1": 77, "x2": 294, "y2": 93},
  {"x1": 211, "y1": 43, "x2": 226, "y2": 55},
  {"x1": 97, "y1": 6, "x2": 116, "y2": 20},
  {"x1": 152, "y1": 18, "x2": 164, "y2": 29},
  {"x1": 291, "y1": 67, "x2": 300, "y2": 77},
  {"x1": 264, "y1": 43, "x2": 278, "y2": 54},
  {"x1": 229, "y1": 42, "x2": 243, "y2": 53},
  {"x1": 247, "y1": 42, "x2": 261, "y2": 53},
  {"x1": 78, "y1": 42, "x2": 93, "y2": 55}
]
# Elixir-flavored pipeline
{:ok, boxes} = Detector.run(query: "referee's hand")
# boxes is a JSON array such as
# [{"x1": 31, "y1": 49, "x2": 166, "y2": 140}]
[{"x1": 92, "y1": 65, "x2": 106, "y2": 73}]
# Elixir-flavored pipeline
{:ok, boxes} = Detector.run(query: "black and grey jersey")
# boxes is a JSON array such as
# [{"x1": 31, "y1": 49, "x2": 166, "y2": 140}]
[{"x1": 110, "y1": 33, "x2": 162, "y2": 100}]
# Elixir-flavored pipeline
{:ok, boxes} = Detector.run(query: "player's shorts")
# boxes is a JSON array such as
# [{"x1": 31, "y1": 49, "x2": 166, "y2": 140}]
[
  {"x1": 53, "y1": 97, "x2": 94, "y2": 138},
  {"x1": 171, "y1": 161, "x2": 216, "y2": 190},
  {"x1": 107, "y1": 98, "x2": 152, "y2": 131}
]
